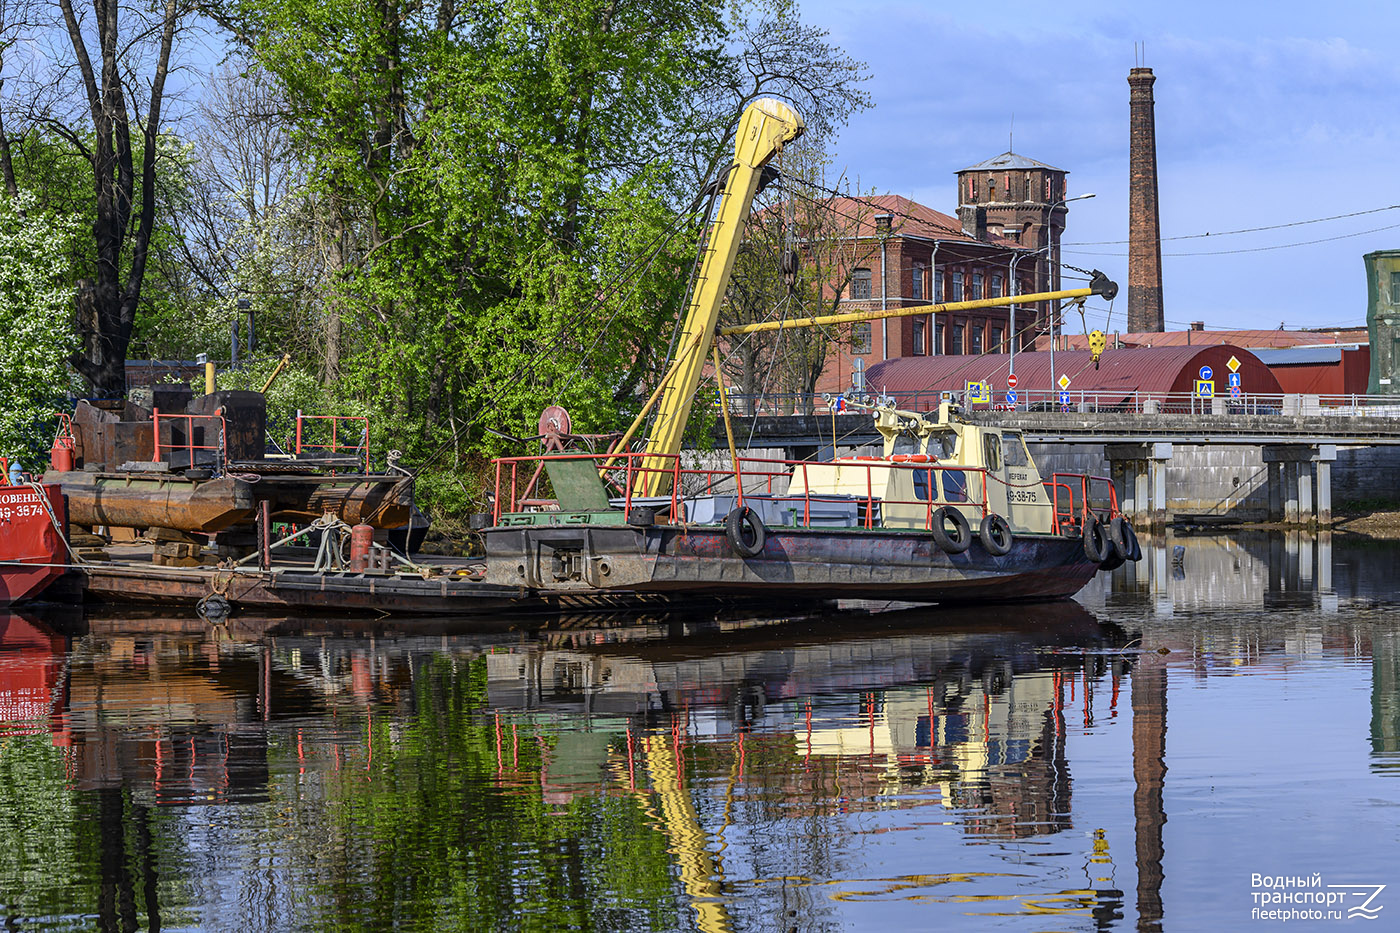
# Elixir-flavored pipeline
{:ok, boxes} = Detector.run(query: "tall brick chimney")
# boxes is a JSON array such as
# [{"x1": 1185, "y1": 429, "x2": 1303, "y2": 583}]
[{"x1": 1128, "y1": 67, "x2": 1164, "y2": 332}]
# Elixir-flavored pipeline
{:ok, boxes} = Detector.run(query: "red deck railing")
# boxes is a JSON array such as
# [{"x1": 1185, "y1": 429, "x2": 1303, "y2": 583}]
[
  {"x1": 489, "y1": 452, "x2": 1117, "y2": 533},
  {"x1": 1049, "y1": 473, "x2": 1121, "y2": 534},
  {"x1": 295, "y1": 412, "x2": 370, "y2": 472},
  {"x1": 152, "y1": 407, "x2": 226, "y2": 470}
]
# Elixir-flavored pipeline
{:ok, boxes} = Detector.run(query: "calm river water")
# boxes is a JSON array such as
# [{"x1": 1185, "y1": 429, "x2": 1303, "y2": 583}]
[{"x1": 2, "y1": 530, "x2": 1399, "y2": 931}]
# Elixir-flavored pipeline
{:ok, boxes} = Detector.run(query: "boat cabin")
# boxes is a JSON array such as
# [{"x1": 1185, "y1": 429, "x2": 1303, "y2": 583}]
[{"x1": 788, "y1": 402, "x2": 1057, "y2": 535}]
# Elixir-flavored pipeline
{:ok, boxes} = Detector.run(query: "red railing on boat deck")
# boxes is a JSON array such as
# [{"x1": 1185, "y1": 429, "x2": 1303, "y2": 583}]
[
  {"x1": 490, "y1": 452, "x2": 1014, "y2": 532},
  {"x1": 152, "y1": 408, "x2": 227, "y2": 470},
  {"x1": 1049, "y1": 473, "x2": 1121, "y2": 534},
  {"x1": 295, "y1": 413, "x2": 370, "y2": 472}
]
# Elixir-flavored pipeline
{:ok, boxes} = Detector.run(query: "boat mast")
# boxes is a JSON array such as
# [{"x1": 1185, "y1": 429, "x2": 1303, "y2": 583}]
[{"x1": 636, "y1": 99, "x2": 805, "y2": 496}]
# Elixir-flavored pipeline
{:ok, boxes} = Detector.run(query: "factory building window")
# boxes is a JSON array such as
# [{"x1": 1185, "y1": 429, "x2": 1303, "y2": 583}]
[{"x1": 850, "y1": 268, "x2": 872, "y2": 301}]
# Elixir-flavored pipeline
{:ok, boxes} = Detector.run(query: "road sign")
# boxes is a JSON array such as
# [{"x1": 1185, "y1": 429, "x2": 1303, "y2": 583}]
[
  {"x1": 1227, "y1": 355, "x2": 1241, "y2": 373},
  {"x1": 965, "y1": 381, "x2": 990, "y2": 403},
  {"x1": 1006, "y1": 390, "x2": 1018, "y2": 405},
  {"x1": 1228, "y1": 372, "x2": 1241, "y2": 388},
  {"x1": 1195, "y1": 379, "x2": 1214, "y2": 399},
  {"x1": 1059, "y1": 391, "x2": 1072, "y2": 405},
  {"x1": 1007, "y1": 373, "x2": 1018, "y2": 389},
  {"x1": 1058, "y1": 374, "x2": 1072, "y2": 390},
  {"x1": 1199, "y1": 365, "x2": 1213, "y2": 381},
  {"x1": 1230, "y1": 386, "x2": 1242, "y2": 399}
]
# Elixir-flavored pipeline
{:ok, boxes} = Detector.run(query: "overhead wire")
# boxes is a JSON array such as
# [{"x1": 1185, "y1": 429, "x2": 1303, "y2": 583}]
[
  {"x1": 1064, "y1": 204, "x2": 1400, "y2": 246},
  {"x1": 1064, "y1": 223, "x2": 1400, "y2": 258}
]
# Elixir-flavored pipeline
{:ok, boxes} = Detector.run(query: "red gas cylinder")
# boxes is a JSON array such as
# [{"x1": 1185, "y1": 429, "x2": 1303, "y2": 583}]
[
  {"x1": 50, "y1": 437, "x2": 74, "y2": 472},
  {"x1": 349, "y1": 524, "x2": 374, "y2": 572}
]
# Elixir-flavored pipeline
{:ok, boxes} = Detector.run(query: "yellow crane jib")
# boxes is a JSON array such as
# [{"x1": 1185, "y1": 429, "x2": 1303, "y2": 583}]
[
  {"x1": 719, "y1": 271, "x2": 1119, "y2": 336},
  {"x1": 636, "y1": 98, "x2": 805, "y2": 497}
]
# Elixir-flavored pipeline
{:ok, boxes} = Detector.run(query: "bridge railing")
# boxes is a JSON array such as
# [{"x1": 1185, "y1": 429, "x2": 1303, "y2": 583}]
[{"x1": 719, "y1": 390, "x2": 1400, "y2": 418}]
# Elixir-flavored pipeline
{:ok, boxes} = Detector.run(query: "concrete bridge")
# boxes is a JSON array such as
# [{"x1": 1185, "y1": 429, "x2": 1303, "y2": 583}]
[{"x1": 702, "y1": 410, "x2": 1400, "y2": 529}]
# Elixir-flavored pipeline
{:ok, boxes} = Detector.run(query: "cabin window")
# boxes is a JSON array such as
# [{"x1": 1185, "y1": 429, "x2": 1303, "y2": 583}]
[
  {"x1": 983, "y1": 433, "x2": 1003, "y2": 471},
  {"x1": 1003, "y1": 432, "x2": 1030, "y2": 467},
  {"x1": 942, "y1": 470, "x2": 969, "y2": 502},
  {"x1": 913, "y1": 470, "x2": 931, "y2": 501},
  {"x1": 893, "y1": 434, "x2": 920, "y2": 456},
  {"x1": 851, "y1": 322, "x2": 872, "y2": 354},
  {"x1": 929, "y1": 430, "x2": 957, "y2": 458}
]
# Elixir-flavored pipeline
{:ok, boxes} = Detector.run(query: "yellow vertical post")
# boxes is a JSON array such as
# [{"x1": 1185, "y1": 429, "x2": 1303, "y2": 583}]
[
  {"x1": 636, "y1": 99, "x2": 804, "y2": 496},
  {"x1": 712, "y1": 346, "x2": 739, "y2": 471},
  {"x1": 204, "y1": 361, "x2": 216, "y2": 394}
]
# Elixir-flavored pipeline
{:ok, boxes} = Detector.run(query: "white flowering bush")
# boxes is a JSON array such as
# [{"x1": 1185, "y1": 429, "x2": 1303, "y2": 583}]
[{"x1": 0, "y1": 192, "x2": 82, "y2": 465}]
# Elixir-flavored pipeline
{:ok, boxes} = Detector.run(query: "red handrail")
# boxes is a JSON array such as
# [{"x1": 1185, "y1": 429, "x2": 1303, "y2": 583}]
[
  {"x1": 153, "y1": 407, "x2": 226, "y2": 469},
  {"x1": 489, "y1": 451, "x2": 1024, "y2": 531},
  {"x1": 295, "y1": 412, "x2": 370, "y2": 472}
]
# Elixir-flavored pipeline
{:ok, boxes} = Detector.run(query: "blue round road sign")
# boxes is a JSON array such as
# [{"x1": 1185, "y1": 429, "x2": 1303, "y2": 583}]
[
  {"x1": 1199, "y1": 365, "x2": 1213, "y2": 381},
  {"x1": 1006, "y1": 390, "x2": 1018, "y2": 405}
]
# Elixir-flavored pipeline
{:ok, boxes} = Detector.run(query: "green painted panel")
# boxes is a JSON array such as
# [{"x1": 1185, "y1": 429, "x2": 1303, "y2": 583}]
[{"x1": 543, "y1": 458, "x2": 613, "y2": 511}]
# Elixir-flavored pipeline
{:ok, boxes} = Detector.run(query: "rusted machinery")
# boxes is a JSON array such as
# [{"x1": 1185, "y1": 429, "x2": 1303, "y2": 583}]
[{"x1": 44, "y1": 389, "x2": 415, "y2": 562}]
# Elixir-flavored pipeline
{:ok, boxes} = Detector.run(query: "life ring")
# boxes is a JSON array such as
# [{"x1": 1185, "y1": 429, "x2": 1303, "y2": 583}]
[
  {"x1": 979, "y1": 513, "x2": 1014, "y2": 556},
  {"x1": 724, "y1": 506, "x2": 767, "y2": 558},
  {"x1": 930, "y1": 506, "x2": 972, "y2": 554},
  {"x1": 1109, "y1": 516, "x2": 1141, "y2": 561},
  {"x1": 890, "y1": 453, "x2": 932, "y2": 463},
  {"x1": 1082, "y1": 516, "x2": 1113, "y2": 563}
]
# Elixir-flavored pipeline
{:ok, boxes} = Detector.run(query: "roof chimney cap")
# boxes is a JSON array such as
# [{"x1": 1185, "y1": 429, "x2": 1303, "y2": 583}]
[{"x1": 874, "y1": 213, "x2": 893, "y2": 233}]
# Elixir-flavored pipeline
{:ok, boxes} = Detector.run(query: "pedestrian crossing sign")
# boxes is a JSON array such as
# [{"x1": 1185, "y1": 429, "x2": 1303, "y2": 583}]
[{"x1": 1195, "y1": 379, "x2": 1214, "y2": 399}]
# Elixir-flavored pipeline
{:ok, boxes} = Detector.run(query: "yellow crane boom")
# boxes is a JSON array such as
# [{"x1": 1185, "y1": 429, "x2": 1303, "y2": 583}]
[
  {"x1": 636, "y1": 98, "x2": 805, "y2": 496},
  {"x1": 626, "y1": 99, "x2": 1119, "y2": 497}
]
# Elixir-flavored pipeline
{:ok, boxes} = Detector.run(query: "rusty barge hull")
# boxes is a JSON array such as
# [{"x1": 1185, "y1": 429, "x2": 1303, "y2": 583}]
[
  {"x1": 485, "y1": 524, "x2": 1101, "y2": 603},
  {"x1": 44, "y1": 470, "x2": 413, "y2": 534}
]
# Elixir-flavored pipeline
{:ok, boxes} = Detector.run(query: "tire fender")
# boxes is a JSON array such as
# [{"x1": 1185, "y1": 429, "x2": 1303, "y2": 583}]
[
  {"x1": 931, "y1": 506, "x2": 972, "y2": 554},
  {"x1": 1083, "y1": 516, "x2": 1114, "y2": 564},
  {"x1": 1110, "y1": 516, "x2": 1141, "y2": 562},
  {"x1": 724, "y1": 506, "x2": 766, "y2": 558},
  {"x1": 979, "y1": 513, "x2": 1014, "y2": 557}
]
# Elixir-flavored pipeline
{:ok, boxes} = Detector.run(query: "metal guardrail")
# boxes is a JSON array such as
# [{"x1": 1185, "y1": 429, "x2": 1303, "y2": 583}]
[{"x1": 718, "y1": 391, "x2": 1400, "y2": 418}]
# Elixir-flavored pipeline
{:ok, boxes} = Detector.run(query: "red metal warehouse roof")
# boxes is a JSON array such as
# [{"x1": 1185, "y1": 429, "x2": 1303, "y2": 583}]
[{"x1": 865, "y1": 345, "x2": 1282, "y2": 406}]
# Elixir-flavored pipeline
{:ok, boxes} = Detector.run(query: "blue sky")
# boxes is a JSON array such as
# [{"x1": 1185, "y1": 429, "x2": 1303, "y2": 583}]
[{"x1": 801, "y1": 0, "x2": 1400, "y2": 333}]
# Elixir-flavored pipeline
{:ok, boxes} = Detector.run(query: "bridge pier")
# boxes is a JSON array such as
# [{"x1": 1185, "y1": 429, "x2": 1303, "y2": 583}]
[
  {"x1": 1106, "y1": 443, "x2": 1173, "y2": 530},
  {"x1": 1261, "y1": 444, "x2": 1335, "y2": 527}
]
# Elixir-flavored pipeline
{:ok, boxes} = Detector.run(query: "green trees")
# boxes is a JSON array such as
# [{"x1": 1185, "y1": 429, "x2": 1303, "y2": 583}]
[
  {"x1": 0, "y1": 193, "x2": 84, "y2": 463},
  {"x1": 0, "y1": 0, "x2": 869, "y2": 513}
]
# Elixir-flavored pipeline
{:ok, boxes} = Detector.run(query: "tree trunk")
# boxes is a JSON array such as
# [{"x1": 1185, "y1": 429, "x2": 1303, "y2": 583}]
[{"x1": 58, "y1": 0, "x2": 180, "y2": 399}]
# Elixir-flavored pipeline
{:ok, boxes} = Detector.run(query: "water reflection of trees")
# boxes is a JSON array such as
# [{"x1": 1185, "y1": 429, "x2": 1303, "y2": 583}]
[{"x1": 1, "y1": 605, "x2": 1134, "y2": 930}]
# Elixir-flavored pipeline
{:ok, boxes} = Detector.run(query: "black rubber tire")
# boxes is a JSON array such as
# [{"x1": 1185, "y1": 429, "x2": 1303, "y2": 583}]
[
  {"x1": 931, "y1": 507, "x2": 972, "y2": 554},
  {"x1": 1082, "y1": 516, "x2": 1112, "y2": 563},
  {"x1": 724, "y1": 506, "x2": 766, "y2": 558},
  {"x1": 979, "y1": 513, "x2": 1014, "y2": 557},
  {"x1": 1109, "y1": 516, "x2": 1142, "y2": 562},
  {"x1": 184, "y1": 468, "x2": 211, "y2": 481},
  {"x1": 196, "y1": 593, "x2": 231, "y2": 623}
]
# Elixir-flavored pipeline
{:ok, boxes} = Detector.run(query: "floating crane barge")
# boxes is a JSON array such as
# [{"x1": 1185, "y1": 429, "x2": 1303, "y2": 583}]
[{"x1": 19, "y1": 98, "x2": 1136, "y2": 617}]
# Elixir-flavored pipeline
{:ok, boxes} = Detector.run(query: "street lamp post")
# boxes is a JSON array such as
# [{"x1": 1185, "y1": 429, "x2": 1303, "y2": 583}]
[{"x1": 1045, "y1": 192, "x2": 1095, "y2": 406}]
